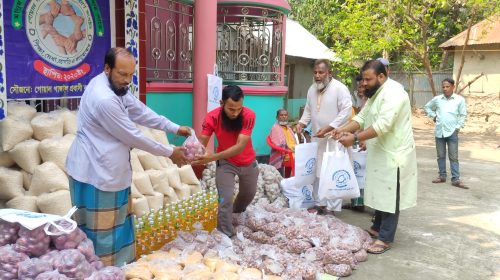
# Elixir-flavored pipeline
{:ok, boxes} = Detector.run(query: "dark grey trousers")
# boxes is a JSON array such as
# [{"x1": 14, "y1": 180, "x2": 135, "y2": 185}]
[
  {"x1": 371, "y1": 168, "x2": 401, "y2": 243},
  {"x1": 215, "y1": 159, "x2": 259, "y2": 236}
]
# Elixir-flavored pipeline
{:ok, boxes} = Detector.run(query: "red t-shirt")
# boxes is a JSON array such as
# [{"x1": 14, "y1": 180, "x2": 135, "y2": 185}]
[{"x1": 201, "y1": 107, "x2": 256, "y2": 166}]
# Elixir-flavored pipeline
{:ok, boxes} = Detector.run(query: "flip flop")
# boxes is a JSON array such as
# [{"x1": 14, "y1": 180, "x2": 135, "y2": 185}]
[{"x1": 367, "y1": 242, "x2": 391, "y2": 254}]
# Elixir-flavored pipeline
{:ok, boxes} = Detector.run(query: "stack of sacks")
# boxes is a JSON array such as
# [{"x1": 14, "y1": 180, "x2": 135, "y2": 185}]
[
  {"x1": 0, "y1": 102, "x2": 74, "y2": 215},
  {"x1": 130, "y1": 125, "x2": 204, "y2": 218}
]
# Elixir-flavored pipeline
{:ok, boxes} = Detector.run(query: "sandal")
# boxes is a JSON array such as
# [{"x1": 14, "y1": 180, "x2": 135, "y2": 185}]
[
  {"x1": 367, "y1": 241, "x2": 391, "y2": 254},
  {"x1": 432, "y1": 177, "x2": 446, "y2": 183}
]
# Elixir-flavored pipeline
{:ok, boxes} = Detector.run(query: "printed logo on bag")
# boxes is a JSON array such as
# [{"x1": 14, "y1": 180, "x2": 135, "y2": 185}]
[
  {"x1": 332, "y1": 170, "x2": 351, "y2": 189},
  {"x1": 353, "y1": 161, "x2": 361, "y2": 176},
  {"x1": 302, "y1": 186, "x2": 313, "y2": 201},
  {"x1": 302, "y1": 158, "x2": 316, "y2": 175}
]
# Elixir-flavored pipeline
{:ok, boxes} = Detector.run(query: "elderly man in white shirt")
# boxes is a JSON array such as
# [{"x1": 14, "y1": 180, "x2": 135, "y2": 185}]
[
  {"x1": 66, "y1": 47, "x2": 190, "y2": 266},
  {"x1": 296, "y1": 59, "x2": 352, "y2": 214}
]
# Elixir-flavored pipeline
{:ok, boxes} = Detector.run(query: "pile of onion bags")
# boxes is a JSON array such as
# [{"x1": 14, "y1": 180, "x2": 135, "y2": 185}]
[
  {"x1": 14, "y1": 226, "x2": 50, "y2": 257},
  {"x1": 0, "y1": 220, "x2": 20, "y2": 246},
  {"x1": 0, "y1": 245, "x2": 29, "y2": 279}
]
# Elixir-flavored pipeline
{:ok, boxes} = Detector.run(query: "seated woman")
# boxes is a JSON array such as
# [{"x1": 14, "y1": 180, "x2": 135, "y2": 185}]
[{"x1": 268, "y1": 109, "x2": 297, "y2": 178}]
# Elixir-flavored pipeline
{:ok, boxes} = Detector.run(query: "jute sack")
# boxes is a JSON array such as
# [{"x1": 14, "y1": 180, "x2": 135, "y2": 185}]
[
  {"x1": 21, "y1": 170, "x2": 32, "y2": 191},
  {"x1": 0, "y1": 167, "x2": 24, "y2": 200},
  {"x1": 55, "y1": 109, "x2": 77, "y2": 135},
  {"x1": 7, "y1": 101, "x2": 37, "y2": 121},
  {"x1": 163, "y1": 186, "x2": 179, "y2": 205},
  {"x1": 165, "y1": 166, "x2": 182, "y2": 189},
  {"x1": 29, "y1": 162, "x2": 69, "y2": 196},
  {"x1": 36, "y1": 190, "x2": 72, "y2": 216},
  {"x1": 9, "y1": 139, "x2": 41, "y2": 173},
  {"x1": 38, "y1": 136, "x2": 73, "y2": 171},
  {"x1": 0, "y1": 117, "x2": 34, "y2": 151},
  {"x1": 151, "y1": 129, "x2": 170, "y2": 146},
  {"x1": 131, "y1": 182, "x2": 144, "y2": 199},
  {"x1": 145, "y1": 191, "x2": 164, "y2": 212},
  {"x1": 132, "y1": 197, "x2": 150, "y2": 217},
  {"x1": 130, "y1": 149, "x2": 144, "y2": 172},
  {"x1": 0, "y1": 147, "x2": 15, "y2": 167},
  {"x1": 178, "y1": 165, "x2": 200, "y2": 185},
  {"x1": 146, "y1": 169, "x2": 168, "y2": 187},
  {"x1": 31, "y1": 113, "x2": 64, "y2": 141},
  {"x1": 132, "y1": 172, "x2": 156, "y2": 196},
  {"x1": 7, "y1": 196, "x2": 39, "y2": 212},
  {"x1": 137, "y1": 150, "x2": 163, "y2": 170}
]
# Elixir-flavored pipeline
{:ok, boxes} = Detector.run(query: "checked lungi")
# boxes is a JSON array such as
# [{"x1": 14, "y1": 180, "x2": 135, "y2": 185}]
[{"x1": 69, "y1": 177, "x2": 135, "y2": 266}]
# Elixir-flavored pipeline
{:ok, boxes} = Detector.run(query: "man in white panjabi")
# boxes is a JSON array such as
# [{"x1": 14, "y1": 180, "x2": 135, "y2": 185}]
[{"x1": 296, "y1": 59, "x2": 353, "y2": 213}]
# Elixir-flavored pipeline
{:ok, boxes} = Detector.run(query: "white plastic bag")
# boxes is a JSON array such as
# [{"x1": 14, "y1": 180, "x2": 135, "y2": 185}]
[
  {"x1": 352, "y1": 148, "x2": 367, "y2": 189},
  {"x1": 294, "y1": 134, "x2": 318, "y2": 186},
  {"x1": 318, "y1": 140, "x2": 360, "y2": 200},
  {"x1": 280, "y1": 177, "x2": 315, "y2": 209},
  {"x1": 182, "y1": 129, "x2": 205, "y2": 161}
]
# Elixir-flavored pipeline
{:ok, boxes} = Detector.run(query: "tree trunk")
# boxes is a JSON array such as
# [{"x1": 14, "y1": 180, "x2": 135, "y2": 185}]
[
  {"x1": 455, "y1": 17, "x2": 475, "y2": 87},
  {"x1": 439, "y1": 50, "x2": 450, "y2": 71}
]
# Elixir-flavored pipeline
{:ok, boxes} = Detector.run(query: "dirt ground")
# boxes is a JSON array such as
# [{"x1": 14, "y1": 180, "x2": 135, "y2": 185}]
[{"x1": 336, "y1": 113, "x2": 500, "y2": 280}]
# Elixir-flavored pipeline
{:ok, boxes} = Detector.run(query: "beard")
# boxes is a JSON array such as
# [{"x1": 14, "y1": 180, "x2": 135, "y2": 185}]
[
  {"x1": 221, "y1": 109, "x2": 243, "y2": 132},
  {"x1": 313, "y1": 77, "x2": 331, "y2": 92},
  {"x1": 108, "y1": 75, "x2": 129, "y2": 96},
  {"x1": 364, "y1": 82, "x2": 381, "y2": 98},
  {"x1": 278, "y1": 121, "x2": 288, "y2": 126}
]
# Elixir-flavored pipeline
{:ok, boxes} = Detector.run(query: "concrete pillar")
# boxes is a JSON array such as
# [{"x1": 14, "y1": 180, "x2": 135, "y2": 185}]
[{"x1": 193, "y1": 0, "x2": 217, "y2": 133}]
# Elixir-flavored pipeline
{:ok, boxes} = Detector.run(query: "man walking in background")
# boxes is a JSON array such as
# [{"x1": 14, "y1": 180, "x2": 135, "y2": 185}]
[
  {"x1": 296, "y1": 59, "x2": 352, "y2": 214},
  {"x1": 424, "y1": 78, "x2": 468, "y2": 189}
]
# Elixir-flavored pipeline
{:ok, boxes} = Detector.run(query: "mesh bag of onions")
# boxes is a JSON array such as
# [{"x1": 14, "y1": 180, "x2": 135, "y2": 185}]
[{"x1": 182, "y1": 131, "x2": 206, "y2": 161}]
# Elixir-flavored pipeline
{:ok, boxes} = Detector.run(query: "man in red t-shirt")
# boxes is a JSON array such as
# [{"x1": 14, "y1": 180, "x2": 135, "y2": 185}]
[{"x1": 193, "y1": 85, "x2": 258, "y2": 236}]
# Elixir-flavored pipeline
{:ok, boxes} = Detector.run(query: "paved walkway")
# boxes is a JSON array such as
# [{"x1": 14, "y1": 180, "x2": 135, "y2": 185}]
[{"x1": 337, "y1": 127, "x2": 500, "y2": 280}]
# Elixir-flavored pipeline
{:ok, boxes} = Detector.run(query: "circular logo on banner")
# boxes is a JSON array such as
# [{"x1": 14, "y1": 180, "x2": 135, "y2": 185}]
[
  {"x1": 332, "y1": 170, "x2": 351, "y2": 189},
  {"x1": 25, "y1": 0, "x2": 94, "y2": 68}
]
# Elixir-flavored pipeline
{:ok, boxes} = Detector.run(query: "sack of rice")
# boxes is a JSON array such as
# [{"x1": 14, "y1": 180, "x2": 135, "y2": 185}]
[
  {"x1": 175, "y1": 183, "x2": 191, "y2": 200},
  {"x1": 130, "y1": 149, "x2": 144, "y2": 172},
  {"x1": 8, "y1": 139, "x2": 41, "y2": 173},
  {"x1": 0, "y1": 200, "x2": 6, "y2": 208},
  {"x1": 31, "y1": 112, "x2": 64, "y2": 141},
  {"x1": 165, "y1": 166, "x2": 182, "y2": 189},
  {"x1": 151, "y1": 129, "x2": 170, "y2": 146},
  {"x1": 36, "y1": 190, "x2": 72, "y2": 216},
  {"x1": 132, "y1": 197, "x2": 150, "y2": 217},
  {"x1": 38, "y1": 136, "x2": 73, "y2": 171},
  {"x1": 0, "y1": 167, "x2": 24, "y2": 200},
  {"x1": 29, "y1": 162, "x2": 69, "y2": 196},
  {"x1": 21, "y1": 170, "x2": 32, "y2": 191},
  {"x1": 162, "y1": 186, "x2": 179, "y2": 204},
  {"x1": 7, "y1": 101, "x2": 37, "y2": 121},
  {"x1": 7, "y1": 196, "x2": 39, "y2": 212},
  {"x1": 152, "y1": 180, "x2": 171, "y2": 195},
  {"x1": 188, "y1": 184, "x2": 202, "y2": 195},
  {"x1": 146, "y1": 169, "x2": 168, "y2": 187},
  {"x1": 137, "y1": 150, "x2": 163, "y2": 170},
  {"x1": 131, "y1": 182, "x2": 144, "y2": 199},
  {"x1": 0, "y1": 148, "x2": 15, "y2": 167},
  {"x1": 0, "y1": 117, "x2": 34, "y2": 151},
  {"x1": 137, "y1": 125, "x2": 155, "y2": 140},
  {"x1": 145, "y1": 192, "x2": 164, "y2": 212},
  {"x1": 179, "y1": 165, "x2": 200, "y2": 185},
  {"x1": 55, "y1": 108, "x2": 77, "y2": 135},
  {"x1": 132, "y1": 172, "x2": 155, "y2": 196},
  {"x1": 157, "y1": 156, "x2": 172, "y2": 168}
]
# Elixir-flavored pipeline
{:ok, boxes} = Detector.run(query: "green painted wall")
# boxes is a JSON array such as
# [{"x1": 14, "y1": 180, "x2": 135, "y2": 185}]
[
  {"x1": 146, "y1": 92, "x2": 193, "y2": 146},
  {"x1": 287, "y1": 98, "x2": 307, "y2": 120},
  {"x1": 146, "y1": 92, "x2": 285, "y2": 156}
]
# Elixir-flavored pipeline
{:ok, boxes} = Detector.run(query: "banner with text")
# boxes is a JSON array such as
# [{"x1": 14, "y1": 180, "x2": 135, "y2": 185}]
[{"x1": 4, "y1": 0, "x2": 110, "y2": 100}]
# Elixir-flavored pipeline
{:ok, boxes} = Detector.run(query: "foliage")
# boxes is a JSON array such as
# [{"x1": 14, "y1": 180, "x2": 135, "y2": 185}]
[{"x1": 289, "y1": 0, "x2": 500, "y2": 87}]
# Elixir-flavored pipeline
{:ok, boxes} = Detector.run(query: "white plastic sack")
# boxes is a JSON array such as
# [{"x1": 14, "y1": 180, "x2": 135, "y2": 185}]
[
  {"x1": 6, "y1": 196, "x2": 39, "y2": 212},
  {"x1": 318, "y1": 140, "x2": 360, "y2": 200},
  {"x1": 0, "y1": 167, "x2": 25, "y2": 200},
  {"x1": 179, "y1": 165, "x2": 200, "y2": 185},
  {"x1": 29, "y1": 162, "x2": 69, "y2": 196},
  {"x1": 294, "y1": 134, "x2": 318, "y2": 186},
  {"x1": 145, "y1": 192, "x2": 164, "y2": 212},
  {"x1": 6, "y1": 101, "x2": 37, "y2": 121},
  {"x1": 132, "y1": 197, "x2": 150, "y2": 217},
  {"x1": 0, "y1": 117, "x2": 33, "y2": 151},
  {"x1": 352, "y1": 149, "x2": 367, "y2": 189},
  {"x1": 9, "y1": 139, "x2": 41, "y2": 173},
  {"x1": 55, "y1": 109, "x2": 77, "y2": 135},
  {"x1": 36, "y1": 190, "x2": 72, "y2": 216},
  {"x1": 130, "y1": 149, "x2": 145, "y2": 172},
  {"x1": 132, "y1": 172, "x2": 156, "y2": 195},
  {"x1": 39, "y1": 135, "x2": 73, "y2": 172},
  {"x1": 31, "y1": 113, "x2": 64, "y2": 141},
  {"x1": 280, "y1": 177, "x2": 315, "y2": 209},
  {"x1": 137, "y1": 150, "x2": 163, "y2": 170},
  {"x1": 0, "y1": 148, "x2": 15, "y2": 167},
  {"x1": 151, "y1": 129, "x2": 170, "y2": 146}
]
